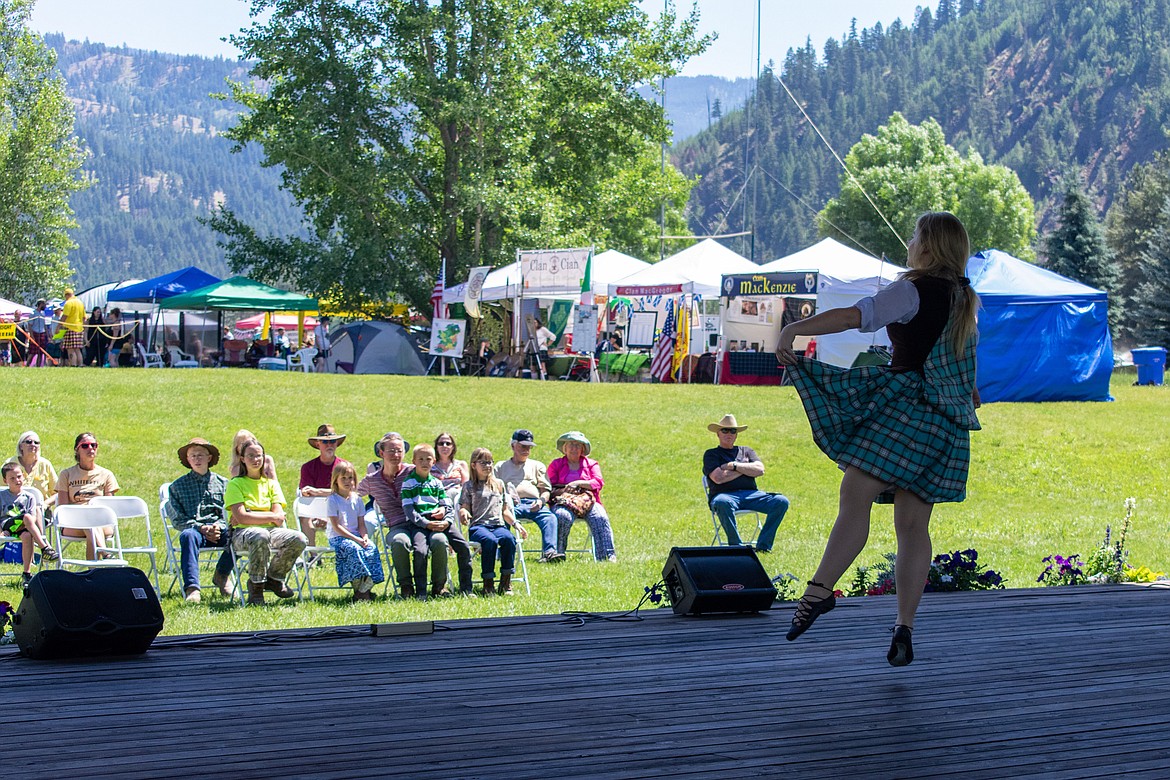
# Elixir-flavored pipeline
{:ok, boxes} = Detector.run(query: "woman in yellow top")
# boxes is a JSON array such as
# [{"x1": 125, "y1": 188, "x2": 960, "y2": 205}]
[
  {"x1": 7, "y1": 431, "x2": 58, "y2": 514},
  {"x1": 224, "y1": 438, "x2": 307, "y2": 606}
]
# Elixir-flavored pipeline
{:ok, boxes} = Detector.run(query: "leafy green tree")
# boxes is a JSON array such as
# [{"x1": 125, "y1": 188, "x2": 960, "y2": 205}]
[
  {"x1": 818, "y1": 113, "x2": 1036, "y2": 262},
  {"x1": 1044, "y1": 181, "x2": 1120, "y2": 328},
  {"x1": 1131, "y1": 196, "x2": 1170, "y2": 345},
  {"x1": 0, "y1": 0, "x2": 86, "y2": 300},
  {"x1": 213, "y1": 0, "x2": 707, "y2": 311}
]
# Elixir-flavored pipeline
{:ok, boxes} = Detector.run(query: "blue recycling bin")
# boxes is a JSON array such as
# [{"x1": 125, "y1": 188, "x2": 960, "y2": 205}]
[{"x1": 1131, "y1": 346, "x2": 1166, "y2": 386}]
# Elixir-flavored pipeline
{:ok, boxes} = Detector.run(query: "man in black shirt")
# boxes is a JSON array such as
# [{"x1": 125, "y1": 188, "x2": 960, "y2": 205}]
[{"x1": 702, "y1": 414, "x2": 790, "y2": 552}]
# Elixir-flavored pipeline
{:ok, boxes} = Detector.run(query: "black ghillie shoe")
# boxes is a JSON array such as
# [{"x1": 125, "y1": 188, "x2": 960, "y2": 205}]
[
  {"x1": 887, "y1": 625, "x2": 914, "y2": 667},
  {"x1": 786, "y1": 580, "x2": 836, "y2": 641}
]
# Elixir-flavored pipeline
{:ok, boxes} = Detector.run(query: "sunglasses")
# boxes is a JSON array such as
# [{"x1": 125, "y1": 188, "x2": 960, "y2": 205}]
[
  {"x1": 437, "y1": 441, "x2": 454, "y2": 447},
  {"x1": 719, "y1": 428, "x2": 739, "y2": 434},
  {"x1": 78, "y1": 442, "x2": 99, "y2": 450},
  {"x1": 473, "y1": 460, "x2": 493, "y2": 466},
  {"x1": 23, "y1": 440, "x2": 40, "y2": 446}
]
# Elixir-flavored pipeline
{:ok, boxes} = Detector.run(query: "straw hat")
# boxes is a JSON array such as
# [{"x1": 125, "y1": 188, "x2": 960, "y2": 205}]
[
  {"x1": 178, "y1": 437, "x2": 221, "y2": 469},
  {"x1": 556, "y1": 431, "x2": 591, "y2": 456},
  {"x1": 707, "y1": 414, "x2": 748, "y2": 433},
  {"x1": 308, "y1": 423, "x2": 346, "y2": 449}
]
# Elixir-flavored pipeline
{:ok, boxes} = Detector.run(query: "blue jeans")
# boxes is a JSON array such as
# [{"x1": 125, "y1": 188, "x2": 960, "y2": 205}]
[
  {"x1": 514, "y1": 503, "x2": 557, "y2": 555},
  {"x1": 710, "y1": 490, "x2": 789, "y2": 551},
  {"x1": 469, "y1": 524, "x2": 516, "y2": 578},
  {"x1": 178, "y1": 527, "x2": 234, "y2": 591}
]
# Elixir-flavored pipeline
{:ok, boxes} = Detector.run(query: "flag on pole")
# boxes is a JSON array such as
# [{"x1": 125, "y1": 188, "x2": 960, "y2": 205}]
[
  {"x1": 431, "y1": 259, "x2": 446, "y2": 321},
  {"x1": 650, "y1": 299, "x2": 676, "y2": 382},
  {"x1": 579, "y1": 251, "x2": 593, "y2": 306}
]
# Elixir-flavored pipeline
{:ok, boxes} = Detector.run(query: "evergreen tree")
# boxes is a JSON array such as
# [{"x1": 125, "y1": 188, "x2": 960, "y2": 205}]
[
  {"x1": 1106, "y1": 150, "x2": 1170, "y2": 337},
  {"x1": 1044, "y1": 182, "x2": 1121, "y2": 328},
  {"x1": 1131, "y1": 196, "x2": 1170, "y2": 345}
]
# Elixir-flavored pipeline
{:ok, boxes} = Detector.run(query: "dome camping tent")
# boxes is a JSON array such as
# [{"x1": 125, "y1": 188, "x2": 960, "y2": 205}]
[
  {"x1": 968, "y1": 250, "x2": 1113, "y2": 403},
  {"x1": 328, "y1": 320, "x2": 426, "y2": 375}
]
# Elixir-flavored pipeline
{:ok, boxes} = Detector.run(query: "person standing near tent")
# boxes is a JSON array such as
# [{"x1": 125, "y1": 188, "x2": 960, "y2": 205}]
[
  {"x1": 313, "y1": 316, "x2": 331, "y2": 372},
  {"x1": 60, "y1": 288, "x2": 85, "y2": 367},
  {"x1": 775, "y1": 211, "x2": 981, "y2": 667},
  {"x1": 25, "y1": 300, "x2": 49, "y2": 367}
]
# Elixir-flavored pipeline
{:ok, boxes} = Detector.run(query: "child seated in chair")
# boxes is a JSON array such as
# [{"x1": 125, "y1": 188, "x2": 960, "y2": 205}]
[
  {"x1": 401, "y1": 444, "x2": 473, "y2": 597},
  {"x1": 327, "y1": 462, "x2": 384, "y2": 601},
  {"x1": 1, "y1": 462, "x2": 58, "y2": 586}
]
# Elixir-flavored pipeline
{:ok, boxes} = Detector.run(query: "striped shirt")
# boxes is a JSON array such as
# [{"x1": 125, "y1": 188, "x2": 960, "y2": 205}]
[{"x1": 400, "y1": 471, "x2": 449, "y2": 529}]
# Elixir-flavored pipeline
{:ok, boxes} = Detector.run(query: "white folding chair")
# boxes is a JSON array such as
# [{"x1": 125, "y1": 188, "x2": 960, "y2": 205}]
[
  {"x1": 53, "y1": 505, "x2": 129, "y2": 571},
  {"x1": 90, "y1": 495, "x2": 161, "y2": 593},
  {"x1": 294, "y1": 494, "x2": 343, "y2": 600},
  {"x1": 137, "y1": 342, "x2": 164, "y2": 368},
  {"x1": 702, "y1": 476, "x2": 764, "y2": 547},
  {"x1": 0, "y1": 487, "x2": 47, "y2": 581},
  {"x1": 158, "y1": 483, "x2": 233, "y2": 597},
  {"x1": 287, "y1": 346, "x2": 317, "y2": 372}
]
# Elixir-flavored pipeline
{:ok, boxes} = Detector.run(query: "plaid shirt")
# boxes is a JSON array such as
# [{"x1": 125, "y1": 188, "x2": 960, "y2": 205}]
[{"x1": 167, "y1": 470, "x2": 228, "y2": 531}]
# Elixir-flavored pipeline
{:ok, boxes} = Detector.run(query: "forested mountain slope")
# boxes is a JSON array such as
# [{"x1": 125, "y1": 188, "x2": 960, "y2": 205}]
[{"x1": 677, "y1": 0, "x2": 1170, "y2": 261}]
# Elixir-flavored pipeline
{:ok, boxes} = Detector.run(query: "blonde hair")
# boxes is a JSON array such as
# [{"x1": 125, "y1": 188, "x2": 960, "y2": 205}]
[
  {"x1": 411, "y1": 443, "x2": 435, "y2": 462},
  {"x1": 330, "y1": 461, "x2": 357, "y2": 493},
  {"x1": 232, "y1": 430, "x2": 276, "y2": 479},
  {"x1": 468, "y1": 447, "x2": 503, "y2": 494},
  {"x1": 902, "y1": 211, "x2": 980, "y2": 353}
]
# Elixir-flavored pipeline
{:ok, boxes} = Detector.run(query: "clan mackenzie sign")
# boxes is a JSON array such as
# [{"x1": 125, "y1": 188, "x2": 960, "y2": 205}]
[{"x1": 721, "y1": 272, "x2": 817, "y2": 299}]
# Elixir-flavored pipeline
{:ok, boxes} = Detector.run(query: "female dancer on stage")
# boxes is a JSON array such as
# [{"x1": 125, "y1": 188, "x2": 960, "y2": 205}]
[{"x1": 775, "y1": 211, "x2": 981, "y2": 666}]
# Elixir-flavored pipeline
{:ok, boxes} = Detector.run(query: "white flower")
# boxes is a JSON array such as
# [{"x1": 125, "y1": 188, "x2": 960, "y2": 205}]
[{"x1": 940, "y1": 574, "x2": 953, "y2": 583}]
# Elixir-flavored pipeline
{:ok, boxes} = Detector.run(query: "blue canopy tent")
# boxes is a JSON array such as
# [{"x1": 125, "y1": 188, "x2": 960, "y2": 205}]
[
  {"x1": 106, "y1": 266, "x2": 223, "y2": 351},
  {"x1": 968, "y1": 250, "x2": 1113, "y2": 403},
  {"x1": 107, "y1": 266, "x2": 222, "y2": 303}
]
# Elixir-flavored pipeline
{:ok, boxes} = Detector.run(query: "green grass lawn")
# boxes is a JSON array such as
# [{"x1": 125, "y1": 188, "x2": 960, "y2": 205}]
[{"x1": 2, "y1": 367, "x2": 1166, "y2": 635}]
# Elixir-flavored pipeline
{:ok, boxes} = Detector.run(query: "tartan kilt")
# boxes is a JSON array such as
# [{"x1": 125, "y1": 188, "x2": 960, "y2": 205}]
[
  {"x1": 788, "y1": 322, "x2": 980, "y2": 505},
  {"x1": 62, "y1": 330, "x2": 85, "y2": 350}
]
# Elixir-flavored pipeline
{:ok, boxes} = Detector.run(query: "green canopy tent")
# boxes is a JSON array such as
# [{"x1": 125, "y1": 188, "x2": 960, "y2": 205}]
[{"x1": 159, "y1": 276, "x2": 319, "y2": 364}]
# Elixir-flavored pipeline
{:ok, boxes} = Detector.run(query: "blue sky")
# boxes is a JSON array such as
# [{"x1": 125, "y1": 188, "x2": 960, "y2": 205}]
[{"x1": 31, "y1": 0, "x2": 927, "y2": 78}]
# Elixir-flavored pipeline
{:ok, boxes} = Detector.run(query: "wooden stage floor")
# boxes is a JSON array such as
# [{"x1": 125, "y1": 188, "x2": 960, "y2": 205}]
[{"x1": 4, "y1": 584, "x2": 1168, "y2": 779}]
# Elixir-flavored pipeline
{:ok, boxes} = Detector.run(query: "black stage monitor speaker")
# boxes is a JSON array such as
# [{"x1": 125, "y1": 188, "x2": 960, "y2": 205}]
[
  {"x1": 13, "y1": 568, "x2": 164, "y2": 659},
  {"x1": 662, "y1": 546, "x2": 777, "y2": 616}
]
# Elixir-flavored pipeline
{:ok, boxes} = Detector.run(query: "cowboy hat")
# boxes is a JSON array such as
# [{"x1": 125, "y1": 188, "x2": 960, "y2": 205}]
[
  {"x1": 707, "y1": 414, "x2": 748, "y2": 433},
  {"x1": 178, "y1": 437, "x2": 221, "y2": 469},
  {"x1": 308, "y1": 423, "x2": 346, "y2": 449},
  {"x1": 556, "y1": 431, "x2": 591, "y2": 456}
]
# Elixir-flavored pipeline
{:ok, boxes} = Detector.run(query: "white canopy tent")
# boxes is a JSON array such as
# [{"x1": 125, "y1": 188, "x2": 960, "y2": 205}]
[
  {"x1": 758, "y1": 238, "x2": 906, "y2": 368},
  {"x1": 607, "y1": 239, "x2": 758, "y2": 297},
  {"x1": 1, "y1": 297, "x2": 34, "y2": 318},
  {"x1": 442, "y1": 249, "x2": 650, "y2": 304}
]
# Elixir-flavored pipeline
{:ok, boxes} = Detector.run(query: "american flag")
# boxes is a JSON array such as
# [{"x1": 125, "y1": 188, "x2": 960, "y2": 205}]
[
  {"x1": 650, "y1": 299, "x2": 676, "y2": 382},
  {"x1": 431, "y1": 259, "x2": 446, "y2": 321}
]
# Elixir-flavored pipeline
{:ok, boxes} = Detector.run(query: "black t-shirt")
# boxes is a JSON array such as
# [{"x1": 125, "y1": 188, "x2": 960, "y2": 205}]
[{"x1": 703, "y1": 445, "x2": 759, "y2": 503}]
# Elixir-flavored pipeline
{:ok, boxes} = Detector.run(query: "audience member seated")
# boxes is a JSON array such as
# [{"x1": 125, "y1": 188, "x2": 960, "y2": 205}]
[
  {"x1": 245, "y1": 339, "x2": 266, "y2": 367},
  {"x1": 299, "y1": 424, "x2": 350, "y2": 546},
  {"x1": 55, "y1": 432, "x2": 119, "y2": 559},
  {"x1": 225, "y1": 437, "x2": 307, "y2": 605},
  {"x1": 1, "y1": 462, "x2": 58, "y2": 586},
  {"x1": 431, "y1": 432, "x2": 468, "y2": 509},
  {"x1": 326, "y1": 461, "x2": 384, "y2": 601},
  {"x1": 7, "y1": 431, "x2": 58, "y2": 516},
  {"x1": 460, "y1": 447, "x2": 526, "y2": 595},
  {"x1": 357, "y1": 433, "x2": 416, "y2": 597},
  {"x1": 702, "y1": 414, "x2": 789, "y2": 552},
  {"x1": 401, "y1": 444, "x2": 473, "y2": 597},
  {"x1": 493, "y1": 429, "x2": 563, "y2": 563},
  {"x1": 168, "y1": 437, "x2": 234, "y2": 603},
  {"x1": 548, "y1": 431, "x2": 617, "y2": 562}
]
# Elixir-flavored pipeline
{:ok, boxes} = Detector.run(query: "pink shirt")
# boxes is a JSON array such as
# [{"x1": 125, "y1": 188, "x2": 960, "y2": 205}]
[{"x1": 546, "y1": 456, "x2": 604, "y2": 504}]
